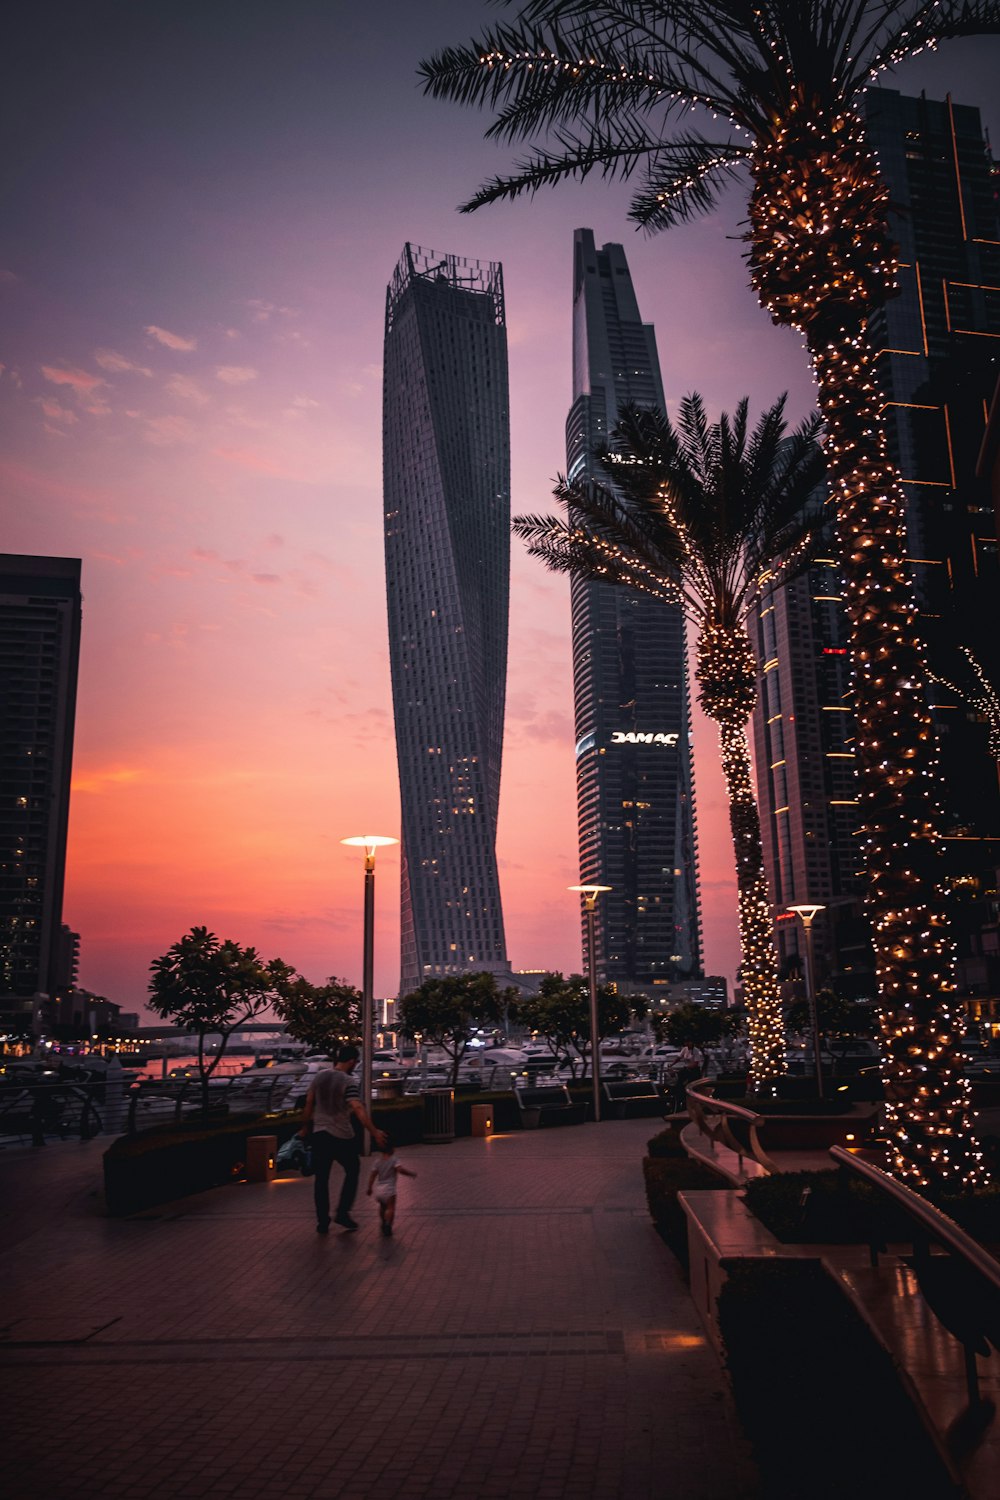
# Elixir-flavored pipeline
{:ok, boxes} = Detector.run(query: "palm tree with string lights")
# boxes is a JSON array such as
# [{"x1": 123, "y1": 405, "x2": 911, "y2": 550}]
[
  {"x1": 420, "y1": 0, "x2": 1000, "y2": 1194},
  {"x1": 515, "y1": 394, "x2": 825, "y2": 1096}
]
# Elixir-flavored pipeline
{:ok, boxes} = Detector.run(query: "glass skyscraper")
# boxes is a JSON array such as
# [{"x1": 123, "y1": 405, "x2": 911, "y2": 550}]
[
  {"x1": 567, "y1": 230, "x2": 701, "y2": 991},
  {"x1": 383, "y1": 244, "x2": 510, "y2": 995},
  {"x1": 0, "y1": 554, "x2": 82, "y2": 1032}
]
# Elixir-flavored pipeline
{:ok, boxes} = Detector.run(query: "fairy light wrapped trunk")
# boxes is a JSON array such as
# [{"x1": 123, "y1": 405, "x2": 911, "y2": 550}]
[
  {"x1": 748, "y1": 95, "x2": 985, "y2": 1192},
  {"x1": 697, "y1": 620, "x2": 785, "y2": 1092}
]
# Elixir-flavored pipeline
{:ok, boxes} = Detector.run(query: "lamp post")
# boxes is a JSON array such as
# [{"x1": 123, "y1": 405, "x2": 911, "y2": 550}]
[
  {"x1": 568, "y1": 884, "x2": 612, "y2": 1124},
  {"x1": 787, "y1": 904, "x2": 826, "y2": 1099},
  {"x1": 341, "y1": 834, "x2": 398, "y2": 1154}
]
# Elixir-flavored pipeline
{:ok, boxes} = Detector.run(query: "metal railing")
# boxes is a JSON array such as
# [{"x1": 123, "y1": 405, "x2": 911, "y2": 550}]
[
  {"x1": 0, "y1": 1070, "x2": 305, "y2": 1145},
  {"x1": 830, "y1": 1145, "x2": 1000, "y2": 1414},
  {"x1": 685, "y1": 1079, "x2": 778, "y2": 1175}
]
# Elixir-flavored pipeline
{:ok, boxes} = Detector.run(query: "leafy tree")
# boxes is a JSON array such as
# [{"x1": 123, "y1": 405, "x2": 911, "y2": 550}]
[
  {"x1": 148, "y1": 926, "x2": 295, "y2": 1113},
  {"x1": 398, "y1": 973, "x2": 514, "y2": 1086},
  {"x1": 418, "y1": 0, "x2": 1000, "y2": 1193},
  {"x1": 274, "y1": 976, "x2": 362, "y2": 1055},
  {"x1": 785, "y1": 989, "x2": 874, "y2": 1041},
  {"x1": 515, "y1": 397, "x2": 824, "y2": 1094},
  {"x1": 659, "y1": 1003, "x2": 735, "y2": 1052},
  {"x1": 517, "y1": 971, "x2": 644, "y2": 1079}
]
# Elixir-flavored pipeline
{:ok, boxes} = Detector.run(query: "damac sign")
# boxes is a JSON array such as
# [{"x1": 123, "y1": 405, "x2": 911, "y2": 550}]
[{"x1": 611, "y1": 730, "x2": 679, "y2": 747}]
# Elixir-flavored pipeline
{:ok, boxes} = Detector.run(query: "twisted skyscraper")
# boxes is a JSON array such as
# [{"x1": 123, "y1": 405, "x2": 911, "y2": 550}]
[{"x1": 383, "y1": 245, "x2": 510, "y2": 995}]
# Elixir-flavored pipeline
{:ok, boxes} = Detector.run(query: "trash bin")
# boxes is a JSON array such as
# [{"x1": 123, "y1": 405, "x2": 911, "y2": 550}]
[
  {"x1": 422, "y1": 1087, "x2": 455, "y2": 1143},
  {"x1": 246, "y1": 1134, "x2": 277, "y2": 1182}
]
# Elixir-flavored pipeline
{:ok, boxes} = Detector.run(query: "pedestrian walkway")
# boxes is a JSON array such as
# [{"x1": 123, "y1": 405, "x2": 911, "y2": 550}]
[{"x1": 0, "y1": 1120, "x2": 758, "y2": 1500}]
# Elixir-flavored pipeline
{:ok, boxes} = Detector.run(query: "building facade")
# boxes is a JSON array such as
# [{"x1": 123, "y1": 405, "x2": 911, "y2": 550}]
[
  {"x1": 0, "y1": 555, "x2": 82, "y2": 1032},
  {"x1": 751, "y1": 88, "x2": 1000, "y2": 995},
  {"x1": 567, "y1": 230, "x2": 701, "y2": 993},
  {"x1": 383, "y1": 244, "x2": 511, "y2": 995}
]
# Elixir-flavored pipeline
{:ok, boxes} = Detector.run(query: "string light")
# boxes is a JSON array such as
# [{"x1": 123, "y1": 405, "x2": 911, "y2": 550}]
[
  {"x1": 746, "y1": 90, "x2": 986, "y2": 1194},
  {"x1": 930, "y1": 647, "x2": 1000, "y2": 761}
]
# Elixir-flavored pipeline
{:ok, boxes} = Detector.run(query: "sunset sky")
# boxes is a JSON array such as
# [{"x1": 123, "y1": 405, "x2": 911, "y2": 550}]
[{"x1": 3, "y1": 3, "x2": 999, "y2": 1015}]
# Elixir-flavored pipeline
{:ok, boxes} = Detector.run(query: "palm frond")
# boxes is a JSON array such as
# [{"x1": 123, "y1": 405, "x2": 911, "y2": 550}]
[
  {"x1": 458, "y1": 121, "x2": 663, "y2": 213},
  {"x1": 856, "y1": 1, "x2": 1000, "y2": 90},
  {"x1": 628, "y1": 135, "x2": 750, "y2": 230}
]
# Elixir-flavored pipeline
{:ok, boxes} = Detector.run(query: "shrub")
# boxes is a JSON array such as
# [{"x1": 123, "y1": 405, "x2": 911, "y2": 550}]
[
  {"x1": 718, "y1": 1259, "x2": 956, "y2": 1499},
  {"x1": 745, "y1": 1168, "x2": 1000, "y2": 1246},
  {"x1": 642, "y1": 1155, "x2": 729, "y2": 1270},
  {"x1": 646, "y1": 1118, "x2": 688, "y2": 1158}
]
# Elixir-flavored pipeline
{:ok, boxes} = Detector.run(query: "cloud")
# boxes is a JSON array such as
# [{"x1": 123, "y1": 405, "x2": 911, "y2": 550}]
[
  {"x1": 40, "y1": 364, "x2": 106, "y2": 394},
  {"x1": 145, "y1": 324, "x2": 197, "y2": 351},
  {"x1": 211, "y1": 446, "x2": 307, "y2": 480},
  {"x1": 290, "y1": 395, "x2": 321, "y2": 409},
  {"x1": 72, "y1": 766, "x2": 146, "y2": 795},
  {"x1": 251, "y1": 573, "x2": 281, "y2": 585},
  {"x1": 0, "y1": 268, "x2": 18, "y2": 285},
  {"x1": 216, "y1": 365, "x2": 258, "y2": 385},
  {"x1": 95, "y1": 349, "x2": 153, "y2": 376},
  {"x1": 224, "y1": 327, "x2": 240, "y2": 340},
  {"x1": 144, "y1": 413, "x2": 197, "y2": 446},
  {"x1": 36, "y1": 397, "x2": 79, "y2": 426},
  {"x1": 246, "y1": 299, "x2": 296, "y2": 322},
  {"x1": 165, "y1": 373, "x2": 210, "y2": 406}
]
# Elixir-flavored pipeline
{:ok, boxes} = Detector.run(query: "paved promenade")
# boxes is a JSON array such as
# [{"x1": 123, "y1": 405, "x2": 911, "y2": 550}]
[{"x1": 1, "y1": 1120, "x2": 757, "y2": 1500}]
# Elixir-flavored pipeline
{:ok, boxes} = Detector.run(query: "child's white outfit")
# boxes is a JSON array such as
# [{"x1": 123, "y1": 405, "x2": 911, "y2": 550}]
[{"x1": 373, "y1": 1154, "x2": 401, "y2": 1203}]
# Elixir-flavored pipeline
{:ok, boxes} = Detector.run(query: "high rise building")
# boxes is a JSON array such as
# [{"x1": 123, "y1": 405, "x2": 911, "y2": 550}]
[
  {"x1": 383, "y1": 244, "x2": 510, "y2": 995},
  {"x1": 0, "y1": 555, "x2": 82, "y2": 1032},
  {"x1": 567, "y1": 229, "x2": 701, "y2": 992},
  {"x1": 751, "y1": 88, "x2": 1000, "y2": 994}
]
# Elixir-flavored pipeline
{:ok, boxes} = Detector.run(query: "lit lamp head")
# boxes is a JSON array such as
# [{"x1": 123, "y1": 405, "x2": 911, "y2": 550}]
[
  {"x1": 787, "y1": 903, "x2": 826, "y2": 928},
  {"x1": 568, "y1": 883, "x2": 613, "y2": 913},
  {"x1": 342, "y1": 834, "x2": 398, "y2": 869}
]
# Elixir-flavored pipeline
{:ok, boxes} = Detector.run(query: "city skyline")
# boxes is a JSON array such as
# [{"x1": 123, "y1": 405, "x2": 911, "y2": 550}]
[{"x1": 1, "y1": 4, "x2": 998, "y2": 1012}]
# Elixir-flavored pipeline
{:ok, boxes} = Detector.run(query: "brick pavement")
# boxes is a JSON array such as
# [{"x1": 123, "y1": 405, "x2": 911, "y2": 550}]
[{"x1": 0, "y1": 1120, "x2": 758, "y2": 1499}]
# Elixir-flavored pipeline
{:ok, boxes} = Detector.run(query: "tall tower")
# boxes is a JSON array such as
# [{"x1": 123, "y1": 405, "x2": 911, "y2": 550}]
[
  {"x1": 750, "y1": 88, "x2": 1000, "y2": 996},
  {"x1": 0, "y1": 555, "x2": 82, "y2": 1032},
  {"x1": 383, "y1": 244, "x2": 510, "y2": 995},
  {"x1": 568, "y1": 230, "x2": 701, "y2": 992}
]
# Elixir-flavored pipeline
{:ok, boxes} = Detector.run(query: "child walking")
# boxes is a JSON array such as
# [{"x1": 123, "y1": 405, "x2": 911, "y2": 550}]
[{"x1": 366, "y1": 1136, "x2": 416, "y2": 1237}]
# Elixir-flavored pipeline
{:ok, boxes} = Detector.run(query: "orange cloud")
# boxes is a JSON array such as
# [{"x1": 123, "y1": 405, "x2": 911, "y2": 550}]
[{"x1": 72, "y1": 766, "x2": 146, "y2": 795}]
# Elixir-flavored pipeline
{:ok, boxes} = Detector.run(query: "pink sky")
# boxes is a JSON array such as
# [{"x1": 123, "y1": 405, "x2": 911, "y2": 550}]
[{"x1": 2, "y1": 7, "x2": 997, "y2": 1015}]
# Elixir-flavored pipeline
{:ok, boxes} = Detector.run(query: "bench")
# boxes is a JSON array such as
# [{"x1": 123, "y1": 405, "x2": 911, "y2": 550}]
[
  {"x1": 602, "y1": 1078, "x2": 665, "y2": 1119},
  {"x1": 514, "y1": 1084, "x2": 588, "y2": 1130}
]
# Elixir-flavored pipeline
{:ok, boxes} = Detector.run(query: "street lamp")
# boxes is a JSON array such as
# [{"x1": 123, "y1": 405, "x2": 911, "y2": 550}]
[
  {"x1": 787, "y1": 904, "x2": 826, "y2": 1099},
  {"x1": 568, "y1": 884, "x2": 612, "y2": 1124},
  {"x1": 342, "y1": 834, "x2": 398, "y2": 1153}
]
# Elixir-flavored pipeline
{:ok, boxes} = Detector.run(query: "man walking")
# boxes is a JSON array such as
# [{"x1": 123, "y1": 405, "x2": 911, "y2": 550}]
[{"x1": 300, "y1": 1045, "x2": 387, "y2": 1233}]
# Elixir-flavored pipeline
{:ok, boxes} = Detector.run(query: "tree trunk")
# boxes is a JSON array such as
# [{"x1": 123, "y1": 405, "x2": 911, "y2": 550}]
[
  {"x1": 745, "y1": 99, "x2": 985, "y2": 1190},
  {"x1": 809, "y1": 329, "x2": 984, "y2": 1193},
  {"x1": 697, "y1": 620, "x2": 785, "y2": 1095},
  {"x1": 716, "y1": 716, "x2": 787, "y2": 1094}
]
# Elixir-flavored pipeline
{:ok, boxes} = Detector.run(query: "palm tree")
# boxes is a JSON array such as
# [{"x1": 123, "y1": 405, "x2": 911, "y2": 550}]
[
  {"x1": 421, "y1": 1, "x2": 999, "y2": 1193},
  {"x1": 516, "y1": 394, "x2": 825, "y2": 1095}
]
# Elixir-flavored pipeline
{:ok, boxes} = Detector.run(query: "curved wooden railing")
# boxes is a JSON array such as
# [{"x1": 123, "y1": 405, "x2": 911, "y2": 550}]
[
  {"x1": 685, "y1": 1078, "x2": 778, "y2": 1175},
  {"x1": 830, "y1": 1145, "x2": 1000, "y2": 1413}
]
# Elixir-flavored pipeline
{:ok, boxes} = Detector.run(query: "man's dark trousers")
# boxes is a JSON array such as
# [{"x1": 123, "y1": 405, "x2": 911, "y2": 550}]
[{"x1": 312, "y1": 1131, "x2": 360, "y2": 1226}]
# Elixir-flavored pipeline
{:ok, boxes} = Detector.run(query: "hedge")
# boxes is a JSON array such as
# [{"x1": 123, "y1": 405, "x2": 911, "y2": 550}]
[
  {"x1": 745, "y1": 1167, "x2": 1000, "y2": 1247},
  {"x1": 718, "y1": 1259, "x2": 956, "y2": 1499},
  {"x1": 642, "y1": 1154, "x2": 730, "y2": 1270}
]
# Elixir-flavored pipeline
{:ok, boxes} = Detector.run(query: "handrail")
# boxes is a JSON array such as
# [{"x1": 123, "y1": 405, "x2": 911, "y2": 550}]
[
  {"x1": 685, "y1": 1079, "x2": 777, "y2": 1175},
  {"x1": 830, "y1": 1145, "x2": 1000, "y2": 1413},
  {"x1": 829, "y1": 1145, "x2": 1000, "y2": 1293}
]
